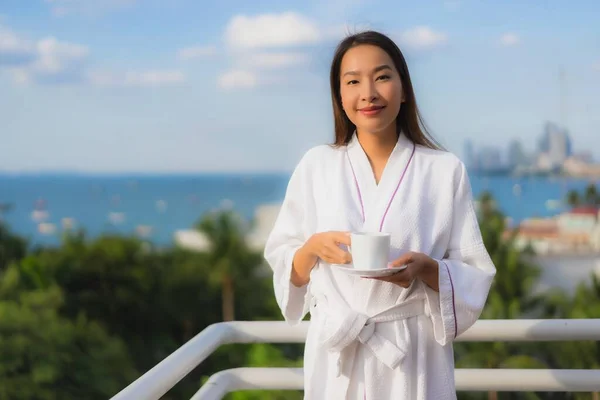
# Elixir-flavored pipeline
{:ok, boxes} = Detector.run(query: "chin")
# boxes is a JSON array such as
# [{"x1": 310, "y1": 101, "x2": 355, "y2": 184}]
[{"x1": 356, "y1": 120, "x2": 396, "y2": 135}]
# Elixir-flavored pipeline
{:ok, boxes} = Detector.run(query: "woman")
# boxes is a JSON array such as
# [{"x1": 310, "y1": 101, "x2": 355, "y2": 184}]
[{"x1": 264, "y1": 30, "x2": 496, "y2": 400}]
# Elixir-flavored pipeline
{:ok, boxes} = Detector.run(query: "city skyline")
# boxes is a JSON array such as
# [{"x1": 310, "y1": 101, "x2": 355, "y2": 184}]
[
  {"x1": 465, "y1": 120, "x2": 600, "y2": 177},
  {"x1": 1, "y1": 0, "x2": 599, "y2": 173}
]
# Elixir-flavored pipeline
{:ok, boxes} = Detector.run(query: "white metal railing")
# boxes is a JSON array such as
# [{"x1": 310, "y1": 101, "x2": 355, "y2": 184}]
[
  {"x1": 191, "y1": 368, "x2": 600, "y2": 399},
  {"x1": 111, "y1": 320, "x2": 600, "y2": 400}
]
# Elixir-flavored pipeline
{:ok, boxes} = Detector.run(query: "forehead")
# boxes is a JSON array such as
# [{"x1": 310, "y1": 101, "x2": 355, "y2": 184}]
[{"x1": 340, "y1": 44, "x2": 395, "y2": 73}]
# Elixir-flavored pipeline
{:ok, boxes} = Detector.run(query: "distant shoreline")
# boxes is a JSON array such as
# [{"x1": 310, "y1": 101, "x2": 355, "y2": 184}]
[
  {"x1": 470, "y1": 169, "x2": 600, "y2": 180},
  {"x1": 0, "y1": 171, "x2": 294, "y2": 178}
]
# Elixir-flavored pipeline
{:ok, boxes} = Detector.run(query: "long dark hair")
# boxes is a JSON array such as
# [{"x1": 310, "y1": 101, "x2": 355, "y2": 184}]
[{"x1": 329, "y1": 30, "x2": 442, "y2": 150}]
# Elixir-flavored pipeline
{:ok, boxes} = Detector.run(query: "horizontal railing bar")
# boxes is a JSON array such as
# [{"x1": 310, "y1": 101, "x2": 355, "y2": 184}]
[
  {"x1": 457, "y1": 319, "x2": 600, "y2": 342},
  {"x1": 455, "y1": 369, "x2": 600, "y2": 391},
  {"x1": 192, "y1": 367, "x2": 600, "y2": 399},
  {"x1": 111, "y1": 319, "x2": 600, "y2": 400}
]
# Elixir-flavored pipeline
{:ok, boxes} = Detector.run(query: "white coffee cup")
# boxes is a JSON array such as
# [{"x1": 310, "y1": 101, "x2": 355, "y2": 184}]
[{"x1": 349, "y1": 232, "x2": 391, "y2": 270}]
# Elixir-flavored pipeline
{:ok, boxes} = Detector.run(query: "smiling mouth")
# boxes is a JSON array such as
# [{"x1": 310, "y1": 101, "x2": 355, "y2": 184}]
[
  {"x1": 358, "y1": 105, "x2": 386, "y2": 116},
  {"x1": 358, "y1": 105, "x2": 386, "y2": 111}
]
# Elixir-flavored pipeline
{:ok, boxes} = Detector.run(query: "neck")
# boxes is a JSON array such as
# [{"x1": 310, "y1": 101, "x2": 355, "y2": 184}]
[{"x1": 355, "y1": 126, "x2": 398, "y2": 162}]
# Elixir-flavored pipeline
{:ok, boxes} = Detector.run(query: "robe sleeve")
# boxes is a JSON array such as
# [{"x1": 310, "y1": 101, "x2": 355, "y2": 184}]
[
  {"x1": 263, "y1": 152, "x2": 315, "y2": 325},
  {"x1": 425, "y1": 160, "x2": 496, "y2": 346}
]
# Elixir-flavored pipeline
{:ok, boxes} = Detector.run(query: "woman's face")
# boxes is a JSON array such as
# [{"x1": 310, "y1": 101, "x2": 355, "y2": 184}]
[{"x1": 339, "y1": 44, "x2": 404, "y2": 136}]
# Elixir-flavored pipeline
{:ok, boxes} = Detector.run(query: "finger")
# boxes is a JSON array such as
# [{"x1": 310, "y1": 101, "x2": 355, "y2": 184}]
[
  {"x1": 321, "y1": 248, "x2": 350, "y2": 265},
  {"x1": 390, "y1": 252, "x2": 415, "y2": 268},
  {"x1": 332, "y1": 232, "x2": 351, "y2": 246},
  {"x1": 326, "y1": 243, "x2": 352, "y2": 264},
  {"x1": 378, "y1": 269, "x2": 411, "y2": 282}
]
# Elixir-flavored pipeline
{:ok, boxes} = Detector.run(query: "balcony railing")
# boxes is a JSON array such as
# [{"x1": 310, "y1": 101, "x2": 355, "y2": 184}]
[{"x1": 111, "y1": 319, "x2": 600, "y2": 400}]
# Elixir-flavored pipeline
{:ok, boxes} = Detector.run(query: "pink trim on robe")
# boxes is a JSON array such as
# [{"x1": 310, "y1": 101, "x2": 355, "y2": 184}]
[
  {"x1": 441, "y1": 260, "x2": 458, "y2": 339},
  {"x1": 346, "y1": 143, "x2": 416, "y2": 232}
]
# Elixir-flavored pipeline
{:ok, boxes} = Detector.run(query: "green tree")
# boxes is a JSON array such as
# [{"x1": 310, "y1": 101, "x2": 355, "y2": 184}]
[
  {"x1": 566, "y1": 189, "x2": 581, "y2": 208},
  {"x1": 195, "y1": 210, "x2": 264, "y2": 322},
  {"x1": 0, "y1": 232, "x2": 221, "y2": 398},
  {"x1": 225, "y1": 344, "x2": 303, "y2": 400},
  {"x1": 583, "y1": 184, "x2": 600, "y2": 206},
  {"x1": 0, "y1": 221, "x2": 28, "y2": 271},
  {"x1": 457, "y1": 192, "x2": 545, "y2": 400},
  {"x1": 0, "y1": 285, "x2": 136, "y2": 400}
]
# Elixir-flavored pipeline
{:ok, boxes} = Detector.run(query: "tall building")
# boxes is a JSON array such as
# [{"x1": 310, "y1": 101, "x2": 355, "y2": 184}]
[
  {"x1": 538, "y1": 122, "x2": 571, "y2": 168},
  {"x1": 508, "y1": 140, "x2": 528, "y2": 168},
  {"x1": 478, "y1": 146, "x2": 503, "y2": 171}
]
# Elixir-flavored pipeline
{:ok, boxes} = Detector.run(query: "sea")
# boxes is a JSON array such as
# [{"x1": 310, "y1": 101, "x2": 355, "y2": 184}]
[{"x1": 0, "y1": 173, "x2": 597, "y2": 247}]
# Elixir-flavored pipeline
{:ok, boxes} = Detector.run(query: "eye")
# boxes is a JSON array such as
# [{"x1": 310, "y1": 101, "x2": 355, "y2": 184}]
[
  {"x1": 377, "y1": 74, "x2": 390, "y2": 81},
  {"x1": 346, "y1": 79, "x2": 359, "y2": 85}
]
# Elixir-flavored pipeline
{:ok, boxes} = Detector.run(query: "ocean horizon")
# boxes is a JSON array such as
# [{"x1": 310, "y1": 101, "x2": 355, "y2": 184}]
[{"x1": 1, "y1": 172, "x2": 596, "y2": 248}]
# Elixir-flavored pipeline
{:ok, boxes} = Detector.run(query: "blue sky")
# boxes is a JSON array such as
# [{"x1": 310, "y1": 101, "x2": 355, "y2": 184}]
[{"x1": 1, "y1": 0, "x2": 599, "y2": 173}]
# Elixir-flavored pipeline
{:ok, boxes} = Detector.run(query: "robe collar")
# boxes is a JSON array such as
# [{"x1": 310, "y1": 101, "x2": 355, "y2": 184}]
[{"x1": 345, "y1": 131, "x2": 416, "y2": 231}]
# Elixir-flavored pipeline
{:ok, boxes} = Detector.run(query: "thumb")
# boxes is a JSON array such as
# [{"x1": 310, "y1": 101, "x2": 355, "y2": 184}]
[{"x1": 391, "y1": 253, "x2": 414, "y2": 267}]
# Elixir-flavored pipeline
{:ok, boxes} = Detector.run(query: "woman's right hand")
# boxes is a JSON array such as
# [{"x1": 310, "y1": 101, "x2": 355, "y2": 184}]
[
  {"x1": 291, "y1": 231, "x2": 352, "y2": 287},
  {"x1": 305, "y1": 231, "x2": 352, "y2": 265}
]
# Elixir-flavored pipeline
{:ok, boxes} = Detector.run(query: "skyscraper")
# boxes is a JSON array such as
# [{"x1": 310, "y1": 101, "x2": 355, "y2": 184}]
[
  {"x1": 538, "y1": 122, "x2": 571, "y2": 167},
  {"x1": 508, "y1": 140, "x2": 528, "y2": 168}
]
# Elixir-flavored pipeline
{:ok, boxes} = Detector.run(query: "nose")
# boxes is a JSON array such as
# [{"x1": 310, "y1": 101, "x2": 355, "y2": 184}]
[{"x1": 360, "y1": 81, "x2": 378, "y2": 103}]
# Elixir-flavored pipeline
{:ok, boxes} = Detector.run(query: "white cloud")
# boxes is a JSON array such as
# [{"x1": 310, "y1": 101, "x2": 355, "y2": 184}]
[
  {"x1": 216, "y1": 52, "x2": 307, "y2": 90},
  {"x1": 0, "y1": 23, "x2": 184, "y2": 87},
  {"x1": 35, "y1": 37, "x2": 88, "y2": 74},
  {"x1": 242, "y1": 52, "x2": 309, "y2": 69},
  {"x1": 44, "y1": 0, "x2": 136, "y2": 17},
  {"x1": 219, "y1": 13, "x2": 319, "y2": 90},
  {"x1": 225, "y1": 12, "x2": 320, "y2": 50},
  {"x1": 499, "y1": 33, "x2": 520, "y2": 47},
  {"x1": 4, "y1": 35, "x2": 89, "y2": 84},
  {"x1": 0, "y1": 26, "x2": 36, "y2": 65},
  {"x1": 177, "y1": 45, "x2": 216, "y2": 61},
  {"x1": 397, "y1": 26, "x2": 448, "y2": 51},
  {"x1": 88, "y1": 70, "x2": 185, "y2": 87},
  {"x1": 217, "y1": 70, "x2": 258, "y2": 90}
]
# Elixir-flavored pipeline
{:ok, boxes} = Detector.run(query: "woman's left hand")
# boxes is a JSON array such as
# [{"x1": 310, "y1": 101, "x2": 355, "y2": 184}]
[{"x1": 369, "y1": 251, "x2": 440, "y2": 291}]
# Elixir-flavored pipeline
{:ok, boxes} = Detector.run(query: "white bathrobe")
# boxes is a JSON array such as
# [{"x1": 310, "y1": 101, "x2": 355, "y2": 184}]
[{"x1": 264, "y1": 133, "x2": 496, "y2": 400}]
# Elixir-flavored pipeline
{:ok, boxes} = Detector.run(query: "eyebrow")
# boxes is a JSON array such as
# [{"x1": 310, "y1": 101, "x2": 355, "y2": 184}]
[{"x1": 342, "y1": 64, "x2": 392, "y2": 77}]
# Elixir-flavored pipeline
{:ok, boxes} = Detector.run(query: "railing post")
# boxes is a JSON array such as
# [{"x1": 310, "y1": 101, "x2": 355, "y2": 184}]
[{"x1": 111, "y1": 323, "x2": 234, "y2": 400}]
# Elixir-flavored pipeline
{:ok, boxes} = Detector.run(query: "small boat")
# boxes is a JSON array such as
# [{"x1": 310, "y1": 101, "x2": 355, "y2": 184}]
[
  {"x1": 545, "y1": 199, "x2": 562, "y2": 210},
  {"x1": 156, "y1": 200, "x2": 168, "y2": 213},
  {"x1": 108, "y1": 212, "x2": 126, "y2": 224},
  {"x1": 513, "y1": 184, "x2": 522, "y2": 196}
]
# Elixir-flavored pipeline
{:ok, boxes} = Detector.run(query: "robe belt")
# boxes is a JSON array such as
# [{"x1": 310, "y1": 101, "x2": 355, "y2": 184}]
[{"x1": 319, "y1": 300, "x2": 426, "y2": 377}]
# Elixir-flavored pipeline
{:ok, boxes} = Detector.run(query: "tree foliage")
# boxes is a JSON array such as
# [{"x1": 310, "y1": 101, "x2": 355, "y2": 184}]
[{"x1": 0, "y1": 194, "x2": 598, "y2": 399}]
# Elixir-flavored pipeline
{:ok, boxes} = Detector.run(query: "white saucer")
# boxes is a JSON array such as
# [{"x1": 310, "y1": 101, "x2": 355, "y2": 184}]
[{"x1": 334, "y1": 264, "x2": 408, "y2": 278}]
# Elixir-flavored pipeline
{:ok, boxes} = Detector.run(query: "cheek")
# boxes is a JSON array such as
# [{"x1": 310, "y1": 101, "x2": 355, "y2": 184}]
[
  {"x1": 340, "y1": 88, "x2": 352, "y2": 108},
  {"x1": 383, "y1": 84, "x2": 403, "y2": 106},
  {"x1": 340, "y1": 90, "x2": 357, "y2": 114}
]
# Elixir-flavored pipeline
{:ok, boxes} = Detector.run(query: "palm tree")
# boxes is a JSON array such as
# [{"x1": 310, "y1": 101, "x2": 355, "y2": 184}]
[
  {"x1": 195, "y1": 209, "x2": 263, "y2": 321},
  {"x1": 478, "y1": 191, "x2": 498, "y2": 218},
  {"x1": 583, "y1": 184, "x2": 599, "y2": 206},
  {"x1": 566, "y1": 189, "x2": 581, "y2": 208},
  {"x1": 455, "y1": 192, "x2": 545, "y2": 400}
]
